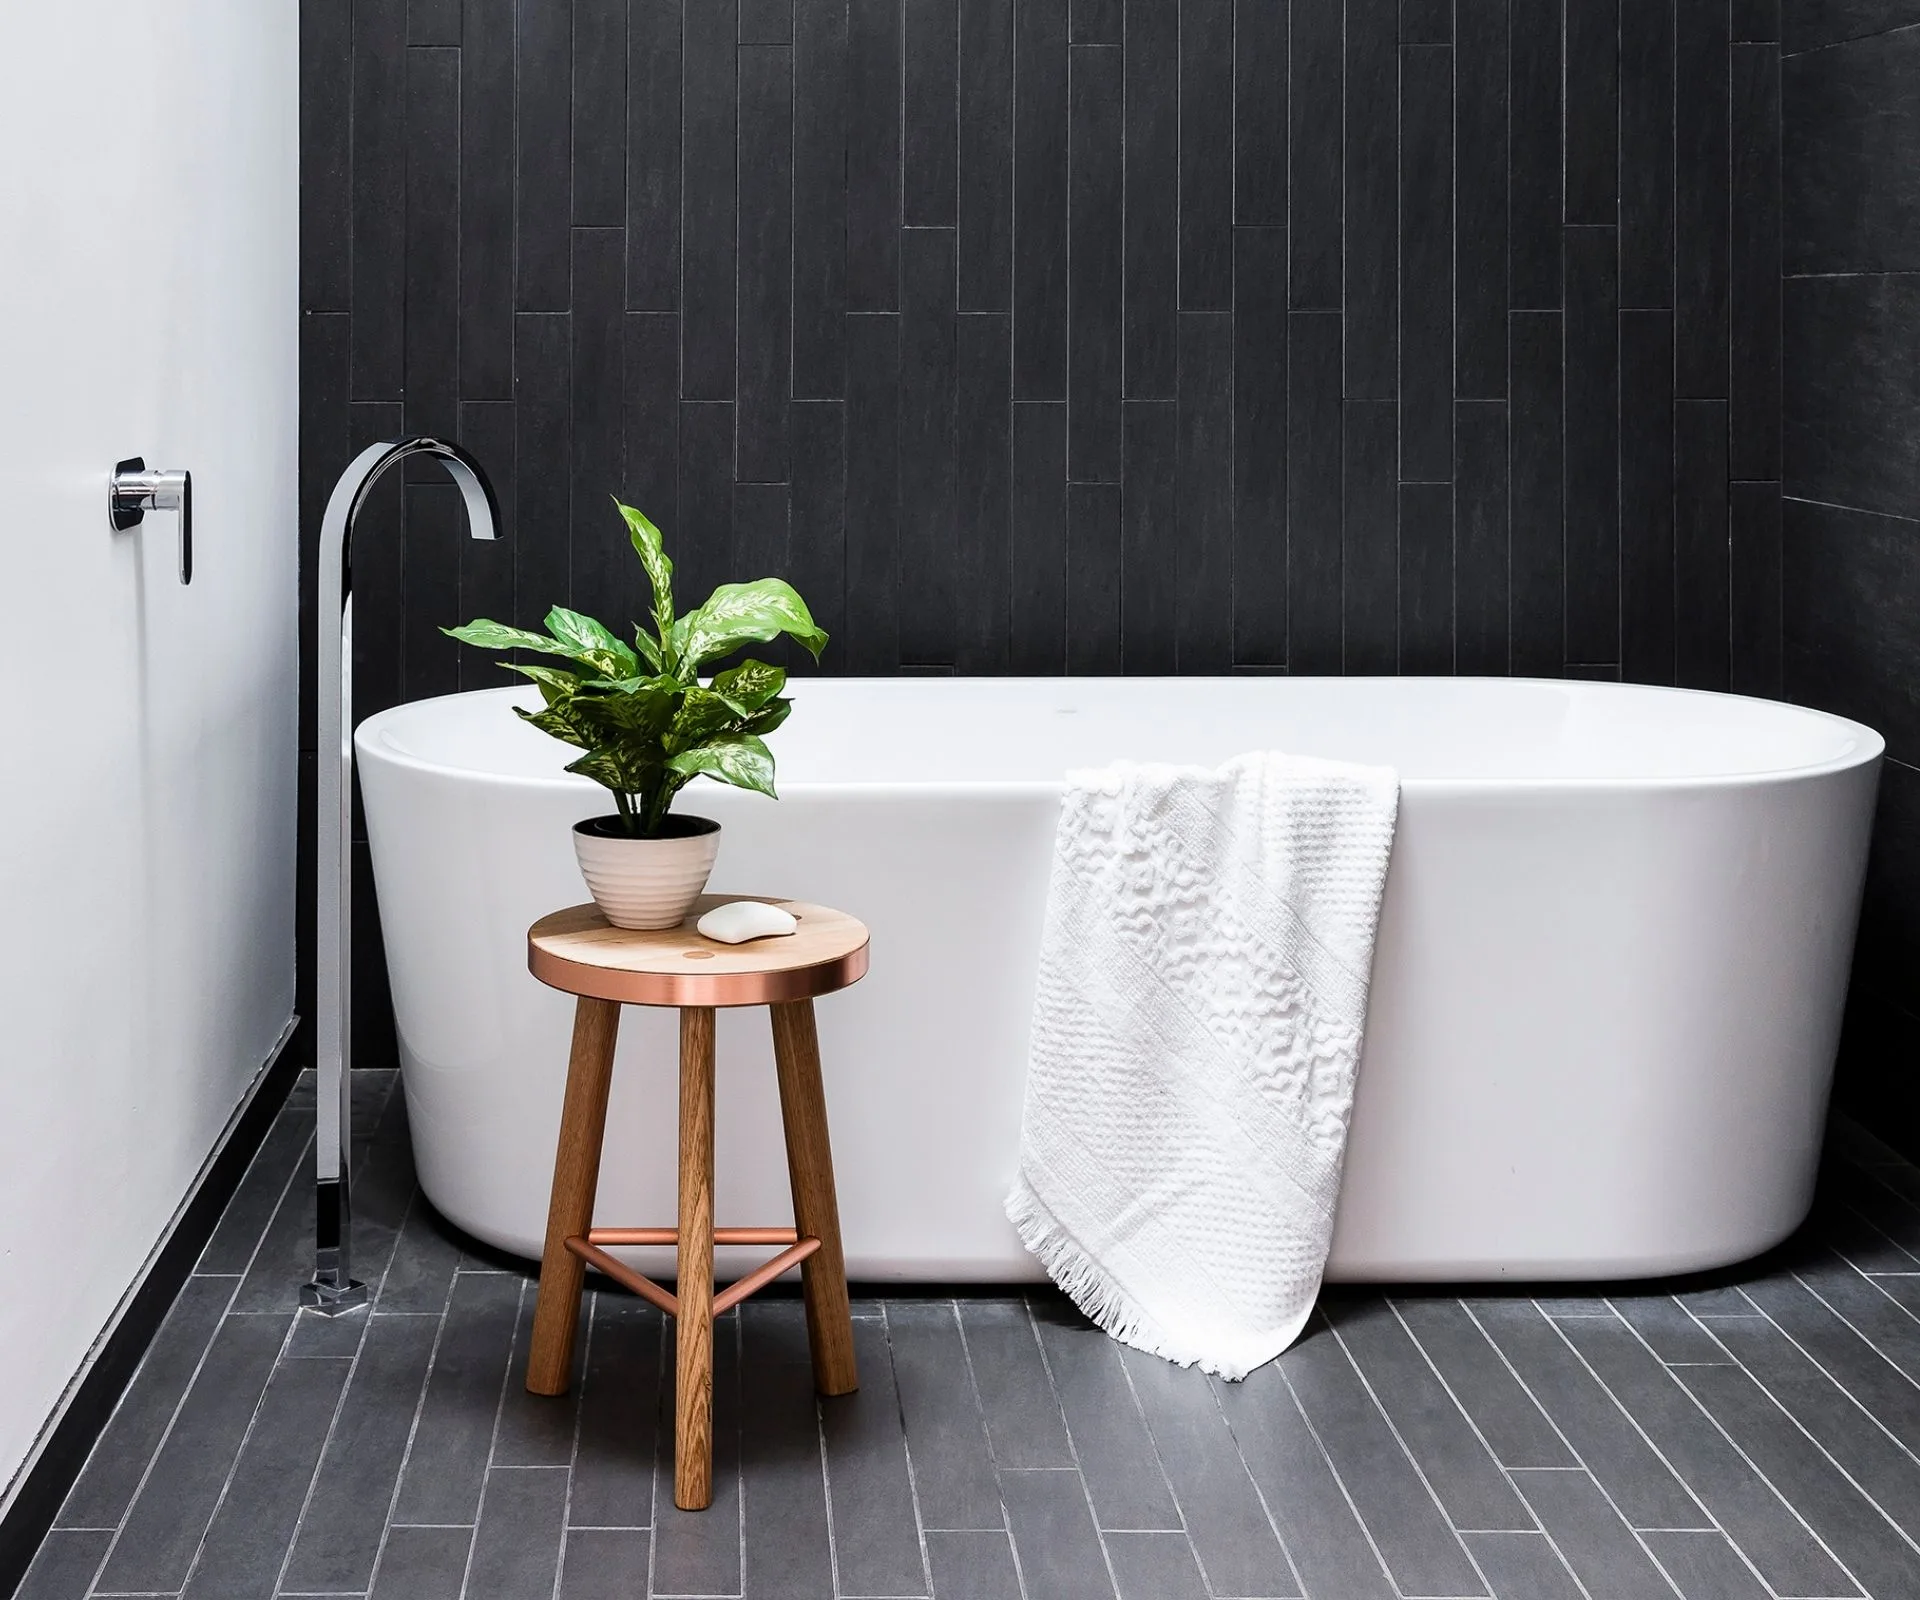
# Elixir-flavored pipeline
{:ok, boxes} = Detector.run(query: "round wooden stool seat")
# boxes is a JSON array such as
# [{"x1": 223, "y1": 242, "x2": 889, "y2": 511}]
[
  {"x1": 527, "y1": 895, "x2": 868, "y2": 1007},
  {"x1": 520, "y1": 892, "x2": 867, "y2": 1515}
]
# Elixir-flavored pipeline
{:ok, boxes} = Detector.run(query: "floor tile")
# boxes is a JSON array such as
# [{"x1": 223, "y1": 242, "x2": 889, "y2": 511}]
[
  {"x1": 467, "y1": 1466, "x2": 569, "y2": 1600},
  {"x1": 1509, "y1": 1469, "x2": 1681, "y2": 1600},
  {"x1": 1608, "y1": 1297, "x2": 1737, "y2": 1365},
  {"x1": 822, "y1": 1316, "x2": 927, "y2": 1596},
  {"x1": 960, "y1": 1300, "x2": 1074, "y2": 1468},
  {"x1": 1121, "y1": 1346, "x2": 1295, "y2": 1596},
  {"x1": 926, "y1": 1529, "x2": 1023, "y2": 1600},
  {"x1": 650, "y1": 1313, "x2": 742, "y2": 1598},
  {"x1": 1104, "y1": 1530, "x2": 1208, "y2": 1600},
  {"x1": 1393, "y1": 1297, "x2": 1576, "y2": 1468},
  {"x1": 1640, "y1": 1530, "x2": 1773, "y2": 1600},
  {"x1": 1000, "y1": 1468, "x2": 1117, "y2": 1600},
  {"x1": 1030, "y1": 1301, "x2": 1180, "y2": 1531},
  {"x1": 369, "y1": 1522, "x2": 474, "y2": 1600},
  {"x1": 1460, "y1": 1528, "x2": 1586, "y2": 1600},
  {"x1": 559, "y1": 1527, "x2": 652, "y2": 1600},
  {"x1": 889, "y1": 1300, "x2": 1004, "y2": 1530},
  {"x1": 569, "y1": 1292, "x2": 663, "y2": 1529},
  {"x1": 93, "y1": 1310, "x2": 291, "y2": 1595},
  {"x1": 739, "y1": 1301, "x2": 833, "y2": 1599},
  {"x1": 9, "y1": 1530, "x2": 108, "y2": 1600}
]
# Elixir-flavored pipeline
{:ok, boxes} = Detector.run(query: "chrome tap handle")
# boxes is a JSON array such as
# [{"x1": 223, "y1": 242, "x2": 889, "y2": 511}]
[{"x1": 110, "y1": 457, "x2": 194, "y2": 584}]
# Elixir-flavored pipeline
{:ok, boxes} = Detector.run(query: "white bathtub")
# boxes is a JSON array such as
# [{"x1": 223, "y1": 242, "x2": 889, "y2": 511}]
[{"x1": 357, "y1": 677, "x2": 1882, "y2": 1283}]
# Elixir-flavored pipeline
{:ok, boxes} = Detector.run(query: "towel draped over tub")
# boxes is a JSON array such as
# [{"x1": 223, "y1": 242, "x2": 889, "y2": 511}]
[{"x1": 1006, "y1": 752, "x2": 1401, "y2": 1378}]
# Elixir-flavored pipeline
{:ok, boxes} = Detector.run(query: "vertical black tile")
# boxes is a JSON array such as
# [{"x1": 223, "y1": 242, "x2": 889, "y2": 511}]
[
  {"x1": 848, "y1": 0, "x2": 903, "y2": 311},
  {"x1": 1510, "y1": 311, "x2": 1566, "y2": 674},
  {"x1": 1509, "y1": 0, "x2": 1563, "y2": 308},
  {"x1": 1565, "y1": 228, "x2": 1621, "y2": 665},
  {"x1": 1123, "y1": 0, "x2": 1178, "y2": 395},
  {"x1": 1014, "y1": 0, "x2": 1068, "y2": 395},
  {"x1": 460, "y1": 0, "x2": 515, "y2": 396},
  {"x1": 1179, "y1": 0, "x2": 1233, "y2": 310},
  {"x1": 351, "y1": 0, "x2": 407, "y2": 396},
  {"x1": 622, "y1": 313, "x2": 681, "y2": 547},
  {"x1": 282, "y1": 1313, "x2": 439, "y2": 1594},
  {"x1": 960, "y1": 0, "x2": 1015, "y2": 312},
  {"x1": 574, "y1": 0, "x2": 626, "y2": 224},
  {"x1": 1344, "y1": 400, "x2": 1399, "y2": 673},
  {"x1": 1068, "y1": 484, "x2": 1124, "y2": 671},
  {"x1": 516, "y1": 0, "x2": 572, "y2": 310},
  {"x1": 1621, "y1": 309, "x2": 1677, "y2": 685},
  {"x1": 1566, "y1": 0, "x2": 1620, "y2": 223},
  {"x1": 900, "y1": 228, "x2": 958, "y2": 664},
  {"x1": 1013, "y1": 405, "x2": 1075, "y2": 676},
  {"x1": 571, "y1": 229, "x2": 636, "y2": 619},
  {"x1": 682, "y1": 0, "x2": 738, "y2": 397},
  {"x1": 1403, "y1": 0, "x2": 1451, "y2": 40},
  {"x1": 734, "y1": 486, "x2": 792, "y2": 598},
  {"x1": 302, "y1": 0, "x2": 352, "y2": 312},
  {"x1": 1235, "y1": 0, "x2": 1287, "y2": 223},
  {"x1": 742, "y1": 0, "x2": 793, "y2": 40},
  {"x1": 1677, "y1": 0, "x2": 1731, "y2": 397},
  {"x1": 957, "y1": 315, "x2": 1014, "y2": 671},
  {"x1": 846, "y1": 314, "x2": 902, "y2": 670},
  {"x1": 1733, "y1": 0, "x2": 1780, "y2": 38},
  {"x1": 1069, "y1": 41, "x2": 1123, "y2": 482},
  {"x1": 1620, "y1": 0, "x2": 1675, "y2": 307},
  {"x1": 676, "y1": 400, "x2": 736, "y2": 619},
  {"x1": 738, "y1": 44, "x2": 794, "y2": 482},
  {"x1": 906, "y1": 0, "x2": 960, "y2": 225},
  {"x1": 1123, "y1": 401, "x2": 1179, "y2": 673},
  {"x1": 1731, "y1": 480, "x2": 1784, "y2": 696},
  {"x1": 1345, "y1": 0, "x2": 1398, "y2": 396},
  {"x1": 1234, "y1": 228, "x2": 1287, "y2": 666},
  {"x1": 1732, "y1": 43, "x2": 1783, "y2": 479},
  {"x1": 626, "y1": 0, "x2": 682, "y2": 311},
  {"x1": 1456, "y1": 0, "x2": 1509, "y2": 397},
  {"x1": 403, "y1": 485, "x2": 463, "y2": 698},
  {"x1": 1289, "y1": 312, "x2": 1345, "y2": 673},
  {"x1": 412, "y1": 0, "x2": 461, "y2": 40},
  {"x1": 1291, "y1": 0, "x2": 1343, "y2": 309},
  {"x1": 1456, "y1": 402, "x2": 1510, "y2": 673},
  {"x1": 94, "y1": 1313, "x2": 292, "y2": 1595},
  {"x1": 1177, "y1": 313, "x2": 1233, "y2": 671},
  {"x1": 793, "y1": 0, "x2": 847, "y2": 395},
  {"x1": 1399, "y1": 483, "x2": 1454, "y2": 671},
  {"x1": 1072, "y1": 0, "x2": 1121, "y2": 40},
  {"x1": 790, "y1": 400, "x2": 849, "y2": 667},
  {"x1": 406, "y1": 45, "x2": 460, "y2": 453},
  {"x1": 1400, "y1": 43, "x2": 1454, "y2": 482},
  {"x1": 1676, "y1": 400, "x2": 1732, "y2": 689}
]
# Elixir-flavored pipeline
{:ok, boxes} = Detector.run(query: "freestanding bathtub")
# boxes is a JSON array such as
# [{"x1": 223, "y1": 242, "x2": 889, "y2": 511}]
[{"x1": 357, "y1": 677, "x2": 1882, "y2": 1283}]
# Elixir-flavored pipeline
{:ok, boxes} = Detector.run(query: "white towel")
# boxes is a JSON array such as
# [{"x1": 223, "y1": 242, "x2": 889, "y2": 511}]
[{"x1": 1006, "y1": 752, "x2": 1400, "y2": 1378}]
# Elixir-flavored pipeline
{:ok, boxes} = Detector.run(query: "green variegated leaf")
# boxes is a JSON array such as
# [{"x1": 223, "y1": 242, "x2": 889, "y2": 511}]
[
  {"x1": 543, "y1": 606, "x2": 638, "y2": 679},
  {"x1": 632, "y1": 625, "x2": 663, "y2": 672},
  {"x1": 615, "y1": 500, "x2": 676, "y2": 649},
  {"x1": 740, "y1": 696, "x2": 791, "y2": 738},
  {"x1": 667, "y1": 733, "x2": 777, "y2": 797},
  {"x1": 672, "y1": 580, "x2": 828, "y2": 669},
  {"x1": 498, "y1": 661, "x2": 582, "y2": 707},
  {"x1": 668, "y1": 685, "x2": 746, "y2": 749},
  {"x1": 514, "y1": 702, "x2": 595, "y2": 751},
  {"x1": 443, "y1": 619, "x2": 573, "y2": 656},
  {"x1": 709, "y1": 658, "x2": 786, "y2": 715}
]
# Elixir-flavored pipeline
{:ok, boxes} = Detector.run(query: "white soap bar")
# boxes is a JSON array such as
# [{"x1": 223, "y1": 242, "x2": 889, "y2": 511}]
[{"x1": 696, "y1": 901, "x2": 799, "y2": 944}]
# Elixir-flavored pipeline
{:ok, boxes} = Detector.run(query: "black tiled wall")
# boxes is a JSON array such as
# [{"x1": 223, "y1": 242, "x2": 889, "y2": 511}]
[
  {"x1": 1781, "y1": 0, "x2": 1920, "y2": 1150},
  {"x1": 301, "y1": 1, "x2": 1787, "y2": 1061}
]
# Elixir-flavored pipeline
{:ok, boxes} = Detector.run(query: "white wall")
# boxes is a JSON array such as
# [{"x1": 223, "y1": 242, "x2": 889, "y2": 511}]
[{"x1": 0, "y1": 1, "x2": 299, "y2": 1495}]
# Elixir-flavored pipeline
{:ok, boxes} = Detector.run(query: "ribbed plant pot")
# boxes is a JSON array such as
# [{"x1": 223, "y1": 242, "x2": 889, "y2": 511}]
[{"x1": 572, "y1": 814, "x2": 721, "y2": 930}]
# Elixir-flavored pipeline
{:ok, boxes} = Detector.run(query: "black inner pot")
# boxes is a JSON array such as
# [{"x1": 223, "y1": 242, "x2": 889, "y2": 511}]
[{"x1": 574, "y1": 813, "x2": 720, "y2": 841}]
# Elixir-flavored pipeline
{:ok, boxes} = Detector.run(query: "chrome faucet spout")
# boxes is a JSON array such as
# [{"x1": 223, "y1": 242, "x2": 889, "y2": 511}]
[{"x1": 304, "y1": 438, "x2": 502, "y2": 1314}]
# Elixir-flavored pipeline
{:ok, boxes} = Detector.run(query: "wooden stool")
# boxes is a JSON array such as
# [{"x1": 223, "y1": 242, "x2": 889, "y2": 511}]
[{"x1": 523, "y1": 894, "x2": 869, "y2": 1511}]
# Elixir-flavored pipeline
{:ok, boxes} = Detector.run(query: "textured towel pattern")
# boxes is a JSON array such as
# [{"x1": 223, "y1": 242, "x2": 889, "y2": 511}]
[{"x1": 1006, "y1": 753, "x2": 1400, "y2": 1378}]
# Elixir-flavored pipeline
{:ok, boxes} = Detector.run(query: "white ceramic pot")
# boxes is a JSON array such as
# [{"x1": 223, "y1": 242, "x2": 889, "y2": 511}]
[{"x1": 571, "y1": 814, "x2": 721, "y2": 929}]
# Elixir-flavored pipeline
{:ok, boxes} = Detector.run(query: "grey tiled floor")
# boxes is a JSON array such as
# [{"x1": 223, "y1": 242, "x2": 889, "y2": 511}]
[{"x1": 18, "y1": 1072, "x2": 1920, "y2": 1600}]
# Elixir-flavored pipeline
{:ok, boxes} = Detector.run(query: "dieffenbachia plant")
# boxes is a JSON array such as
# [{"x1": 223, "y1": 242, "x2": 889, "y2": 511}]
[{"x1": 444, "y1": 501, "x2": 826, "y2": 837}]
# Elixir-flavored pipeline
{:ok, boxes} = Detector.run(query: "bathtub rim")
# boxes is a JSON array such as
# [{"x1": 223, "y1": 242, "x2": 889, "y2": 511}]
[{"x1": 355, "y1": 676, "x2": 1886, "y2": 796}]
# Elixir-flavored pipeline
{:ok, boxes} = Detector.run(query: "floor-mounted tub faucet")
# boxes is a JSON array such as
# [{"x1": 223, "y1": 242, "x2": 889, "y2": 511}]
[{"x1": 304, "y1": 439, "x2": 501, "y2": 1314}]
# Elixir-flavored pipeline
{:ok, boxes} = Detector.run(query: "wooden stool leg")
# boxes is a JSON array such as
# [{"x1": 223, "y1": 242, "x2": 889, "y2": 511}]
[
  {"x1": 527, "y1": 996, "x2": 622, "y2": 1396},
  {"x1": 674, "y1": 1006, "x2": 718, "y2": 1511},
  {"x1": 770, "y1": 999, "x2": 858, "y2": 1396}
]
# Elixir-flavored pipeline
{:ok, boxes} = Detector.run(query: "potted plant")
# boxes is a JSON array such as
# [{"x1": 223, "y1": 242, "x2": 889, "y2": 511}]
[{"x1": 444, "y1": 501, "x2": 827, "y2": 928}]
